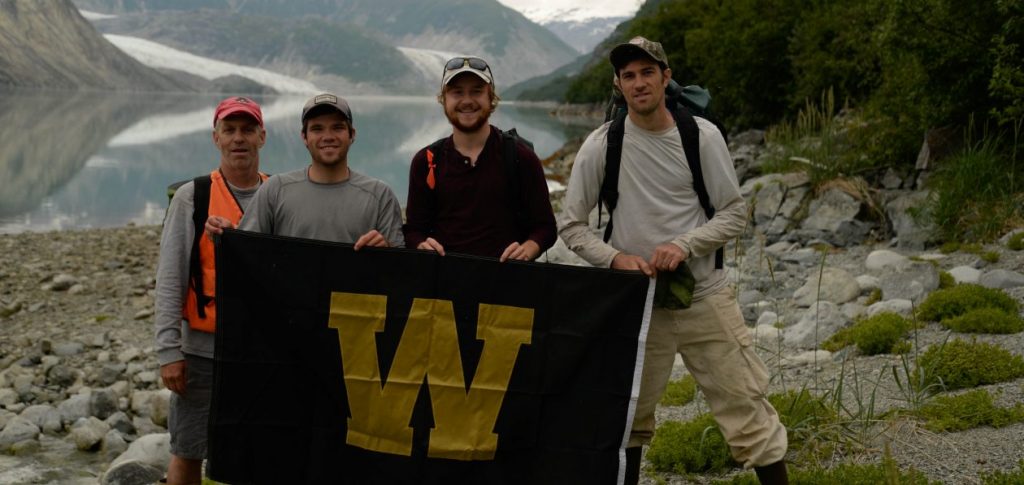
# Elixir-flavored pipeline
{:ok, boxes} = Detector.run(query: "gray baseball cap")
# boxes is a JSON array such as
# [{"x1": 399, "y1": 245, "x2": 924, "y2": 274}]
[
  {"x1": 610, "y1": 36, "x2": 669, "y2": 72},
  {"x1": 301, "y1": 93, "x2": 353, "y2": 125}
]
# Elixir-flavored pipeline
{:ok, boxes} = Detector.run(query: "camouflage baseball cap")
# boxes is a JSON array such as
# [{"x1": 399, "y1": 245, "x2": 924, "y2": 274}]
[{"x1": 609, "y1": 36, "x2": 669, "y2": 72}]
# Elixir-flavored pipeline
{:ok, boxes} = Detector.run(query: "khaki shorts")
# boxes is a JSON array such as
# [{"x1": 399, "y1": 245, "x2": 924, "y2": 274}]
[
  {"x1": 630, "y1": 284, "x2": 787, "y2": 468},
  {"x1": 169, "y1": 354, "x2": 213, "y2": 460}
]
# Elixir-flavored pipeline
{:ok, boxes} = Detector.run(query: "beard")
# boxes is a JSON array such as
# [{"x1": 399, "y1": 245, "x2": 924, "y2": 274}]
[{"x1": 445, "y1": 103, "x2": 492, "y2": 134}]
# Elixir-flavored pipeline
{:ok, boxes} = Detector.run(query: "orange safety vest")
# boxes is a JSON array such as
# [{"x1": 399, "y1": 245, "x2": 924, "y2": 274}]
[{"x1": 182, "y1": 169, "x2": 267, "y2": 333}]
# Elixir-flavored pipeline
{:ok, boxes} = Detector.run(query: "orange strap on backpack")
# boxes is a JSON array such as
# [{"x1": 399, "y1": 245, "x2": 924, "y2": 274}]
[{"x1": 426, "y1": 149, "x2": 437, "y2": 189}]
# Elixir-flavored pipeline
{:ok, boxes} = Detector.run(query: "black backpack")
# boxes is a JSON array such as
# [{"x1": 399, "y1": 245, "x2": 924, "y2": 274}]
[
  {"x1": 599, "y1": 80, "x2": 726, "y2": 269},
  {"x1": 424, "y1": 128, "x2": 535, "y2": 232}
]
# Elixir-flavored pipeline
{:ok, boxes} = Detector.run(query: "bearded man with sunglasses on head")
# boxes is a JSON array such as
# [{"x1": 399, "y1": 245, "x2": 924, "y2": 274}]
[{"x1": 403, "y1": 56, "x2": 556, "y2": 261}]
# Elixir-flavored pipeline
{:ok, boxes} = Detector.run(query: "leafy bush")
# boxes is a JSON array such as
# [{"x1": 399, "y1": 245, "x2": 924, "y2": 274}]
[
  {"x1": 928, "y1": 133, "x2": 1024, "y2": 242},
  {"x1": 917, "y1": 284, "x2": 1019, "y2": 322},
  {"x1": 822, "y1": 312, "x2": 914, "y2": 355},
  {"x1": 938, "y1": 271, "x2": 956, "y2": 289},
  {"x1": 941, "y1": 308, "x2": 1024, "y2": 334},
  {"x1": 914, "y1": 339, "x2": 1024, "y2": 391},
  {"x1": 915, "y1": 389, "x2": 1024, "y2": 432},
  {"x1": 660, "y1": 374, "x2": 698, "y2": 406},
  {"x1": 1009, "y1": 232, "x2": 1024, "y2": 251},
  {"x1": 648, "y1": 414, "x2": 733, "y2": 474}
]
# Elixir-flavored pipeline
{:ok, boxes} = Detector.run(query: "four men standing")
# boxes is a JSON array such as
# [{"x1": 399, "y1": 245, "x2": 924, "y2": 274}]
[{"x1": 155, "y1": 44, "x2": 785, "y2": 484}]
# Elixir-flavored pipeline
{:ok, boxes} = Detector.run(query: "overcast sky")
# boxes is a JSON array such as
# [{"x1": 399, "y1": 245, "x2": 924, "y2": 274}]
[{"x1": 496, "y1": 0, "x2": 643, "y2": 22}]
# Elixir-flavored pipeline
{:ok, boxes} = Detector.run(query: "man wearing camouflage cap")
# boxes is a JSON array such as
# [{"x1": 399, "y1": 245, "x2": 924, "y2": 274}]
[{"x1": 558, "y1": 37, "x2": 789, "y2": 484}]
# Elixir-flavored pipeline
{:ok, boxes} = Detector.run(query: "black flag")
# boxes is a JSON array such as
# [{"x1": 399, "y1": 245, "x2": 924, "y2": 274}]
[{"x1": 208, "y1": 230, "x2": 652, "y2": 485}]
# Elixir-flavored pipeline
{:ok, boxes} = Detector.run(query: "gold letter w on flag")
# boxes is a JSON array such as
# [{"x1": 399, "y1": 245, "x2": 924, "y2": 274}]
[{"x1": 327, "y1": 292, "x2": 534, "y2": 461}]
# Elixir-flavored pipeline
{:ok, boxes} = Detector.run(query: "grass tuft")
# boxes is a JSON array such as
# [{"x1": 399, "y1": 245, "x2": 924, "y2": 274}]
[{"x1": 914, "y1": 339, "x2": 1024, "y2": 391}]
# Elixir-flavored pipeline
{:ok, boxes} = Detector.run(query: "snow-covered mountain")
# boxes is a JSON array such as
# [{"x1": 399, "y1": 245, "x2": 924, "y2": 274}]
[{"x1": 496, "y1": 0, "x2": 640, "y2": 53}]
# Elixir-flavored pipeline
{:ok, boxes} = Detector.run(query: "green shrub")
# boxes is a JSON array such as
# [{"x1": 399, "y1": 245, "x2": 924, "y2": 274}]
[
  {"x1": 660, "y1": 374, "x2": 698, "y2": 406},
  {"x1": 648, "y1": 414, "x2": 733, "y2": 474},
  {"x1": 914, "y1": 339, "x2": 1024, "y2": 391},
  {"x1": 940, "y1": 241, "x2": 961, "y2": 254},
  {"x1": 942, "y1": 308, "x2": 1024, "y2": 334},
  {"x1": 982, "y1": 251, "x2": 1002, "y2": 263},
  {"x1": 929, "y1": 134, "x2": 1023, "y2": 242},
  {"x1": 981, "y1": 460, "x2": 1024, "y2": 485},
  {"x1": 938, "y1": 271, "x2": 956, "y2": 289},
  {"x1": 917, "y1": 284, "x2": 1019, "y2": 322},
  {"x1": 865, "y1": 287, "x2": 883, "y2": 305},
  {"x1": 822, "y1": 312, "x2": 913, "y2": 355},
  {"x1": 710, "y1": 453, "x2": 940, "y2": 484},
  {"x1": 915, "y1": 389, "x2": 1024, "y2": 432},
  {"x1": 1009, "y1": 232, "x2": 1024, "y2": 251}
]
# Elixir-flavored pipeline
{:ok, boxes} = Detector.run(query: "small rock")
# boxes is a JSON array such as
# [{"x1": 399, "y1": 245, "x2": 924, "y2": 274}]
[
  {"x1": 101, "y1": 460, "x2": 165, "y2": 485},
  {"x1": 0, "y1": 416, "x2": 40, "y2": 449},
  {"x1": 105, "y1": 411, "x2": 136, "y2": 435},
  {"x1": 756, "y1": 311, "x2": 780, "y2": 327},
  {"x1": 58, "y1": 392, "x2": 91, "y2": 426},
  {"x1": 18, "y1": 404, "x2": 62, "y2": 435},
  {"x1": 133, "y1": 309, "x2": 154, "y2": 320},
  {"x1": 867, "y1": 299, "x2": 914, "y2": 318},
  {"x1": 117, "y1": 348, "x2": 141, "y2": 364},
  {"x1": 9, "y1": 437, "x2": 40, "y2": 456},
  {"x1": 97, "y1": 363, "x2": 127, "y2": 386},
  {"x1": 90, "y1": 388, "x2": 119, "y2": 420},
  {"x1": 149, "y1": 389, "x2": 171, "y2": 427},
  {"x1": 101, "y1": 429, "x2": 129, "y2": 460},
  {"x1": 134, "y1": 371, "x2": 158, "y2": 385},
  {"x1": 793, "y1": 267, "x2": 860, "y2": 307},
  {"x1": 979, "y1": 269, "x2": 1024, "y2": 289},
  {"x1": 47, "y1": 365, "x2": 77, "y2": 388},
  {"x1": 949, "y1": 266, "x2": 982, "y2": 285},
  {"x1": 782, "y1": 350, "x2": 833, "y2": 368},
  {"x1": 68, "y1": 284, "x2": 88, "y2": 295},
  {"x1": 52, "y1": 342, "x2": 85, "y2": 357},
  {"x1": 752, "y1": 324, "x2": 782, "y2": 342},
  {"x1": 70, "y1": 416, "x2": 111, "y2": 451},
  {"x1": 865, "y1": 249, "x2": 910, "y2": 271},
  {"x1": 0, "y1": 388, "x2": 19, "y2": 407},
  {"x1": 856, "y1": 275, "x2": 880, "y2": 293},
  {"x1": 107, "y1": 432, "x2": 171, "y2": 476},
  {"x1": 50, "y1": 274, "x2": 77, "y2": 291}
]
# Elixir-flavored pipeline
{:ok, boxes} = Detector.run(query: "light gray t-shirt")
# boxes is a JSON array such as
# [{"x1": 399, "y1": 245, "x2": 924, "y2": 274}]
[
  {"x1": 155, "y1": 178, "x2": 260, "y2": 365},
  {"x1": 239, "y1": 167, "x2": 405, "y2": 246},
  {"x1": 558, "y1": 116, "x2": 747, "y2": 301}
]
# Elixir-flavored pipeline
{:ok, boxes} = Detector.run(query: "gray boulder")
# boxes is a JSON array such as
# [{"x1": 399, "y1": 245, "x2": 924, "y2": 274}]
[
  {"x1": 102, "y1": 429, "x2": 129, "y2": 461},
  {"x1": 783, "y1": 301, "x2": 848, "y2": 349},
  {"x1": 101, "y1": 460, "x2": 164, "y2": 485},
  {"x1": 801, "y1": 188, "x2": 861, "y2": 232},
  {"x1": 878, "y1": 262, "x2": 939, "y2": 303},
  {"x1": 979, "y1": 269, "x2": 1024, "y2": 289},
  {"x1": 867, "y1": 299, "x2": 914, "y2": 318},
  {"x1": 58, "y1": 392, "x2": 91, "y2": 426},
  {"x1": 18, "y1": 404, "x2": 62, "y2": 435},
  {"x1": 90, "y1": 388, "x2": 119, "y2": 419},
  {"x1": 865, "y1": 249, "x2": 910, "y2": 271},
  {"x1": 793, "y1": 267, "x2": 860, "y2": 307},
  {"x1": 885, "y1": 191, "x2": 937, "y2": 249},
  {"x1": 106, "y1": 433, "x2": 171, "y2": 478},
  {"x1": 0, "y1": 416, "x2": 39, "y2": 450},
  {"x1": 70, "y1": 416, "x2": 111, "y2": 451},
  {"x1": 949, "y1": 265, "x2": 982, "y2": 285},
  {"x1": 105, "y1": 411, "x2": 136, "y2": 435}
]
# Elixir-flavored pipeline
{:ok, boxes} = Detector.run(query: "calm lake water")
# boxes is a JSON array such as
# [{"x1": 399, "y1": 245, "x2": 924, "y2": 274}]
[{"x1": 0, "y1": 91, "x2": 593, "y2": 234}]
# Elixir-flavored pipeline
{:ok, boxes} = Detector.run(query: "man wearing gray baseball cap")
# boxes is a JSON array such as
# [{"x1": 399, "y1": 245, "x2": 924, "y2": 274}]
[
  {"x1": 207, "y1": 92, "x2": 403, "y2": 248},
  {"x1": 558, "y1": 36, "x2": 789, "y2": 484},
  {"x1": 402, "y1": 56, "x2": 556, "y2": 260}
]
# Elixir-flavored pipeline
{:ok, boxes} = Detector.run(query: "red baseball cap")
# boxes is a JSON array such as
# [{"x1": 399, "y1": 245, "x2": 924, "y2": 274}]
[{"x1": 213, "y1": 96, "x2": 264, "y2": 127}]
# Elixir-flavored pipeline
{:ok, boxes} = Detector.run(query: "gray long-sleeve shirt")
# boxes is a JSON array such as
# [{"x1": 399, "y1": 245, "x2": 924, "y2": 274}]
[
  {"x1": 154, "y1": 179, "x2": 259, "y2": 366},
  {"x1": 238, "y1": 167, "x2": 404, "y2": 246},
  {"x1": 557, "y1": 115, "x2": 747, "y2": 301}
]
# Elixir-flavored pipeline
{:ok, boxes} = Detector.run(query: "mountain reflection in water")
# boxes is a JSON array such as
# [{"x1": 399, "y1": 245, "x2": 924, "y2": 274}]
[{"x1": 0, "y1": 91, "x2": 590, "y2": 234}]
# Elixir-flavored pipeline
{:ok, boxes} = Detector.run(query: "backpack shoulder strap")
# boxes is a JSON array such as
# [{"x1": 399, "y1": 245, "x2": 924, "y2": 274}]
[
  {"x1": 671, "y1": 107, "x2": 724, "y2": 269},
  {"x1": 601, "y1": 111, "x2": 627, "y2": 243},
  {"x1": 189, "y1": 175, "x2": 212, "y2": 318},
  {"x1": 501, "y1": 128, "x2": 532, "y2": 234}
]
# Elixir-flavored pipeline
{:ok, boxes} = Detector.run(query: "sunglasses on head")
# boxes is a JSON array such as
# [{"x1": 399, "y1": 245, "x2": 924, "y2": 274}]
[{"x1": 445, "y1": 57, "x2": 490, "y2": 72}]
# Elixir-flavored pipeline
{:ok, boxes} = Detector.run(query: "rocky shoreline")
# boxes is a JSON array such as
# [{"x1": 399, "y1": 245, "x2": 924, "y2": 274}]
[{"x1": 2, "y1": 132, "x2": 1024, "y2": 484}]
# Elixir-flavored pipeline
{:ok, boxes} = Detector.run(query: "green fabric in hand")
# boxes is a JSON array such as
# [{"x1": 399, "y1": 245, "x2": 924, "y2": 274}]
[{"x1": 653, "y1": 263, "x2": 696, "y2": 309}]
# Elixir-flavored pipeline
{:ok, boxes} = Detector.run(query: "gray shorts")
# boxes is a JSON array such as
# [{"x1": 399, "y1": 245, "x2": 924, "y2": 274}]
[{"x1": 168, "y1": 353, "x2": 213, "y2": 460}]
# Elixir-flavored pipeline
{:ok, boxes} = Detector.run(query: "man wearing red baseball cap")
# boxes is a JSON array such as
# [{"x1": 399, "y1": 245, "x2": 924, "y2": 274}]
[{"x1": 155, "y1": 96, "x2": 268, "y2": 485}]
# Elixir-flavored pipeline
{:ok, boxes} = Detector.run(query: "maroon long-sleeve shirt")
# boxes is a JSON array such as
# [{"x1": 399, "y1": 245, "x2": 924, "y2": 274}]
[{"x1": 403, "y1": 126, "x2": 557, "y2": 259}]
